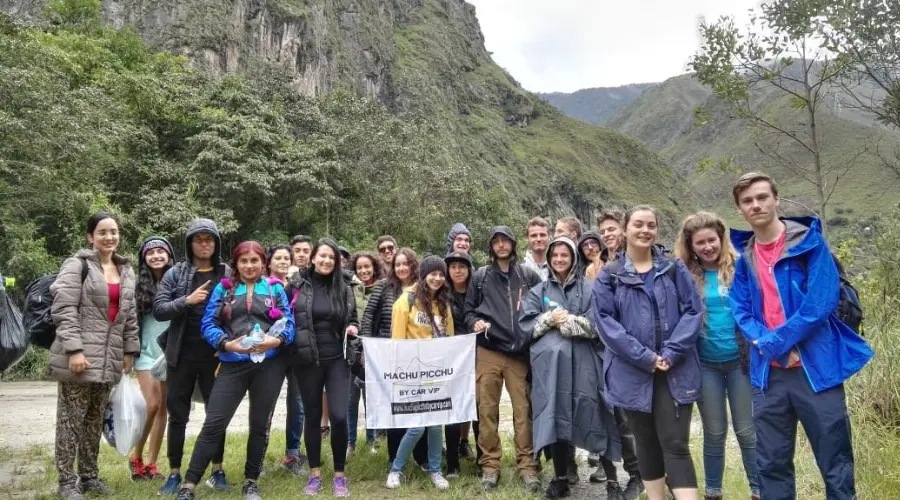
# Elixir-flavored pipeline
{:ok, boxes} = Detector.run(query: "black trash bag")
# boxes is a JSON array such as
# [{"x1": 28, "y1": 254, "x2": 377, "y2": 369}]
[{"x1": 0, "y1": 282, "x2": 29, "y2": 373}]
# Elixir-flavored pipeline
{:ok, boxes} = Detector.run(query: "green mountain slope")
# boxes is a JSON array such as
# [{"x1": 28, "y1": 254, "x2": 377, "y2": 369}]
[
  {"x1": 537, "y1": 83, "x2": 656, "y2": 125},
  {"x1": 1, "y1": 0, "x2": 685, "y2": 230}
]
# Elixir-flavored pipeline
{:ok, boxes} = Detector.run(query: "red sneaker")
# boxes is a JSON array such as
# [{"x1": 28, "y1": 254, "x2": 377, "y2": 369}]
[
  {"x1": 145, "y1": 463, "x2": 164, "y2": 480},
  {"x1": 128, "y1": 456, "x2": 147, "y2": 481}
]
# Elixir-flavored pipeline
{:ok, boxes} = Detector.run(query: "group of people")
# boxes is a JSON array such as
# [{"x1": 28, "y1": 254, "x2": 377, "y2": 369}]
[{"x1": 46, "y1": 171, "x2": 872, "y2": 500}]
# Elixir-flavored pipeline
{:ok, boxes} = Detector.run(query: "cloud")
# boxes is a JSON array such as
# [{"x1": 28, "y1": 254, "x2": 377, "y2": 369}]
[{"x1": 468, "y1": 0, "x2": 761, "y2": 92}]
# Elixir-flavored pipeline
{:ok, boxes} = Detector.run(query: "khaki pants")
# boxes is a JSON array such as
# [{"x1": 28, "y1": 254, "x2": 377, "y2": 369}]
[
  {"x1": 55, "y1": 381, "x2": 113, "y2": 487},
  {"x1": 476, "y1": 346, "x2": 536, "y2": 477}
]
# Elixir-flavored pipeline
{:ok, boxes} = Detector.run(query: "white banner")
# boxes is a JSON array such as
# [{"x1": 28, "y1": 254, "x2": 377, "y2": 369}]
[{"x1": 363, "y1": 335, "x2": 477, "y2": 429}]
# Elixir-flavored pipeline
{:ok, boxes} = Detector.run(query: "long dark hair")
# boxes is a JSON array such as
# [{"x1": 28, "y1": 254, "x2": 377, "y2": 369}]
[
  {"x1": 310, "y1": 238, "x2": 349, "y2": 327},
  {"x1": 413, "y1": 270, "x2": 452, "y2": 336},
  {"x1": 136, "y1": 257, "x2": 172, "y2": 314},
  {"x1": 386, "y1": 248, "x2": 419, "y2": 298}
]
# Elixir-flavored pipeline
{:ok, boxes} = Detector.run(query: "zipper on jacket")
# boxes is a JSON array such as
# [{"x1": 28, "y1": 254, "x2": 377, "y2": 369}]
[{"x1": 506, "y1": 279, "x2": 515, "y2": 349}]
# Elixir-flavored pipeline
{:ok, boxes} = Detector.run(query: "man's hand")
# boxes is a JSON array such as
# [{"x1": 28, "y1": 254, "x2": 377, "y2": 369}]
[
  {"x1": 69, "y1": 352, "x2": 90, "y2": 374},
  {"x1": 185, "y1": 280, "x2": 212, "y2": 305}
]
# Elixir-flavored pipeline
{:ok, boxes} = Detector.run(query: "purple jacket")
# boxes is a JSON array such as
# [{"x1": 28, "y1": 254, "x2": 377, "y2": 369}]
[{"x1": 591, "y1": 250, "x2": 703, "y2": 413}]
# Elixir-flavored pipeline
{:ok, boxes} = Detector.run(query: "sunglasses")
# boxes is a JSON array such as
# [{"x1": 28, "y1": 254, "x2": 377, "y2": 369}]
[{"x1": 378, "y1": 245, "x2": 395, "y2": 254}]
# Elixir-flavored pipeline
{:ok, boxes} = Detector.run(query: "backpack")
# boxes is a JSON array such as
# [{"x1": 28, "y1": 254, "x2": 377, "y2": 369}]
[
  {"x1": 22, "y1": 258, "x2": 88, "y2": 349},
  {"x1": 828, "y1": 255, "x2": 864, "y2": 334}
]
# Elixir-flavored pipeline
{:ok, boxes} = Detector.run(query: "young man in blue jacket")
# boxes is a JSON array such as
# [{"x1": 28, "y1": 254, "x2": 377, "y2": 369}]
[{"x1": 729, "y1": 172, "x2": 873, "y2": 500}]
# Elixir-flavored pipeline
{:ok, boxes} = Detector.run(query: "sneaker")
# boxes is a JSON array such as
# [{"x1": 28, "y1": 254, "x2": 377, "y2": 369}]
[
  {"x1": 544, "y1": 478, "x2": 571, "y2": 499},
  {"x1": 332, "y1": 476, "x2": 350, "y2": 497},
  {"x1": 79, "y1": 477, "x2": 114, "y2": 496},
  {"x1": 587, "y1": 453, "x2": 600, "y2": 467},
  {"x1": 242, "y1": 479, "x2": 262, "y2": 500},
  {"x1": 159, "y1": 473, "x2": 182, "y2": 496},
  {"x1": 459, "y1": 441, "x2": 475, "y2": 460},
  {"x1": 282, "y1": 456, "x2": 309, "y2": 476},
  {"x1": 57, "y1": 483, "x2": 84, "y2": 500},
  {"x1": 446, "y1": 468, "x2": 460, "y2": 479},
  {"x1": 129, "y1": 456, "x2": 147, "y2": 481},
  {"x1": 566, "y1": 459, "x2": 579, "y2": 485},
  {"x1": 704, "y1": 495, "x2": 723, "y2": 500},
  {"x1": 480, "y1": 472, "x2": 499, "y2": 491},
  {"x1": 589, "y1": 465, "x2": 607, "y2": 483},
  {"x1": 304, "y1": 476, "x2": 323, "y2": 496},
  {"x1": 429, "y1": 472, "x2": 449, "y2": 490},
  {"x1": 623, "y1": 474, "x2": 644, "y2": 500},
  {"x1": 145, "y1": 463, "x2": 165, "y2": 480},
  {"x1": 607, "y1": 481, "x2": 626, "y2": 500},
  {"x1": 206, "y1": 469, "x2": 231, "y2": 492},
  {"x1": 174, "y1": 487, "x2": 195, "y2": 500},
  {"x1": 385, "y1": 471, "x2": 402, "y2": 489},
  {"x1": 523, "y1": 473, "x2": 541, "y2": 492}
]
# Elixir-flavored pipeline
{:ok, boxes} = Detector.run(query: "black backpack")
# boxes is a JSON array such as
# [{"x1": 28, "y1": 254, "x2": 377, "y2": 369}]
[
  {"x1": 22, "y1": 258, "x2": 88, "y2": 349},
  {"x1": 830, "y1": 256, "x2": 864, "y2": 335}
]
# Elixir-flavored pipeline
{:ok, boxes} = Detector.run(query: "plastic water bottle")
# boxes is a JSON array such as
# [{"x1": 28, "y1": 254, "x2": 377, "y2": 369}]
[
  {"x1": 543, "y1": 296, "x2": 563, "y2": 311},
  {"x1": 242, "y1": 324, "x2": 267, "y2": 363}
]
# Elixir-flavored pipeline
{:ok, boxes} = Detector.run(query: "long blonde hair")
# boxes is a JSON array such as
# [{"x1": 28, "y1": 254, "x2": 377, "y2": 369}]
[{"x1": 674, "y1": 211, "x2": 738, "y2": 294}]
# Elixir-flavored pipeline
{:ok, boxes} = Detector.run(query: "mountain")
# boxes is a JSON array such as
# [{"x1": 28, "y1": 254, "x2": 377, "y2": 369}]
[
  {"x1": 1, "y1": 0, "x2": 686, "y2": 231},
  {"x1": 604, "y1": 72, "x2": 900, "y2": 224},
  {"x1": 538, "y1": 83, "x2": 656, "y2": 125}
]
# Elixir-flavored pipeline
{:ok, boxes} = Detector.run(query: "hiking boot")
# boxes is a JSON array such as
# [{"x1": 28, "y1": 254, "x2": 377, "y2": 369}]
[
  {"x1": 174, "y1": 488, "x2": 195, "y2": 500},
  {"x1": 587, "y1": 453, "x2": 600, "y2": 467},
  {"x1": 304, "y1": 476, "x2": 323, "y2": 496},
  {"x1": 607, "y1": 481, "x2": 626, "y2": 500},
  {"x1": 622, "y1": 474, "x2": 644, "y2": 500},
  {"x1": 242, "y1": 479, "x2": 262, "y2": 500},
  {"x1": 385, "y1": 470, "x2": 402, "y2": 489},
  {"x1": 159, "y1": 473, "x2": 182, "y2": 496},
  {"x1": 566, "y1": 459, "x2": 579, "y2": 485},
  {"x1": 206, "y1": 469, "x2": 230, "y2": 491},
  {"x1": 332, "y1": 476, "x2": 350, "y2": 497},
  {"x1": 589, "y1": 465, "x2": 607, "y2": 483},
  {"x1": 281, "y1": 456, "x2": 309, "y2": 476},
  {"x1": 458, "y1": 441, "x2": 474, "y2": 460},
  {"x1": 544, "y1": 478, "x2": 570, "y2": 499},
  {"x1": 480, "y1": 472, "x2": 499, "y2": 491},
  {"x1": 57, "y1": 483, "x2": 84, "y2": 500},
  {"x1": 79, "y1": 477, "x2": 114, "y2": 496},
  {"x1": 129, "y1": 456, "x2": 148, "y2": 481},
  {"x1": 145, "y1": 463, "x2": 164, "y2": 480},
  {"x1": 430, "y1": 472, "x2": 450, "y2": 490},
  {"x1": 523, "y1": 473, "x2": 542, "y2": 492}
]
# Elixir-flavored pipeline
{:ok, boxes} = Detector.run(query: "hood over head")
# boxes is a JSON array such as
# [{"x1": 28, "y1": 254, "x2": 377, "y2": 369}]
[
  {"x1": 185, "y1": 218, "x2": 222, "y2": 266},
  {"x1": 577, "y1": 231, "x2": 602, "y2": 262},
  {"x1": 486, "y1": 226, "x2": 517, "y2": 260},
  {"x1": 546, "y1": 237, "x2": 578, "y2": 282},
  {"x1": 445, "y1": 222, "x2": 473, "y2": 254}
]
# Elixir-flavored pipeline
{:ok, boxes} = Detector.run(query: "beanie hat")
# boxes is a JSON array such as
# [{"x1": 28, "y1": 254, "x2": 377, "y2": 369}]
[
  {"x1": 444, "y1": 251, "x2": 473, "y2": 269},
  {"x1": 139, "y1": 236, "x2": 175, "y2": 263},
  {"x1": 419, "y1": 255, "x2": 448, "y2": 281}
]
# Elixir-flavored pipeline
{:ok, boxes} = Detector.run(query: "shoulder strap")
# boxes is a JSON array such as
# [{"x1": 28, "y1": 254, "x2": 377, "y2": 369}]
[
  {"x1": 79, "y1": 257, "x2": 88, "y2": 283},
  {"x1": 606, "y1": 260, "x2": 621, "y2": 292},
  {"x1": 407, "y1": 290, "x2": 415, "y2": 309}
]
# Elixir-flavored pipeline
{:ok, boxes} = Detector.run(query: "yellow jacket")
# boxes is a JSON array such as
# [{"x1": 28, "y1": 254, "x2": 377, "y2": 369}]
[{"x1": 391, "y1": 285, "x2": 455, "y2": 339}]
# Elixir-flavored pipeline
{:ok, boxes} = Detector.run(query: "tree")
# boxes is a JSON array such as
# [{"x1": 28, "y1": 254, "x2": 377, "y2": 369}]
[{"x1": 690, "y1": 0, "x2": 867, "y2": 231}]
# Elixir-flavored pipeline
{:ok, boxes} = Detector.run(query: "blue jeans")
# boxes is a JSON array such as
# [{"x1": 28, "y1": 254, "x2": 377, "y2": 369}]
[
  {"x1": 347, "y1": 376, "x2": 375, "y2": 446},
  {"x1": 391, "y1": 426, "x2": 442, "y2": 473},
  {"x1": 285, "y1": 371, "x2": 305, "y2": 457},
  {"x1": 698, "y1": 359, "x2": 759, "y2": 496}
]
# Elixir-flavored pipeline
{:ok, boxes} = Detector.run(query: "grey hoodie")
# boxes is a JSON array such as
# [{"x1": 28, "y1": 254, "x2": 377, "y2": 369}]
[{"x1": 445, "y1": 222, "x2": 472, "y2": 254}]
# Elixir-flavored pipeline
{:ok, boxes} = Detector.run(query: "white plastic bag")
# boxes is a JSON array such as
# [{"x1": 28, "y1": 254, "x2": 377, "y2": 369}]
[
  {"x1": 150, "y1": 354, "x2": 167, "y2": 382},
  {"x1": 109, "y1": 376, "x2": 147, "y2": 456}
]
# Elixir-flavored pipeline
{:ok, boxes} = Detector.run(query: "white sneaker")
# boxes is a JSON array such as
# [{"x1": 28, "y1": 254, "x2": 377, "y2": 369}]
[
  {"x1": 429, "y1": 472, "x2": 449, "y2": 490},
  {"x1": 385, "y1": 471, "x2": 402, "y2": 489}
]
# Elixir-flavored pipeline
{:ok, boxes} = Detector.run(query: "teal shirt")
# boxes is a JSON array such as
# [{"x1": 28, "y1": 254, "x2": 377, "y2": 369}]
[{"x1": 699, "y1": 270, "x2": 739, "y2": 363}]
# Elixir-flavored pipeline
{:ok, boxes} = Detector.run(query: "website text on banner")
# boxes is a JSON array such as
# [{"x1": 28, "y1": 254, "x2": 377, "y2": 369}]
[{"x1": 362, "y1": 334, "x2": 477, "y2": 429}]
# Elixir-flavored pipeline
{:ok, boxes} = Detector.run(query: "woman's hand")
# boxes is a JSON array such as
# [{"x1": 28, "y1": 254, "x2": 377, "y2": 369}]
[
  {"x1": 69, "y1": 352, "x2": 90, "y2": 374},
  {"x1": 551, "y1": 309, "x2": 569, "y2": 326},
  {"x1": 345, "y1": 325, "x2": 359, "y2": 337},
  {"x1": 655, "y1": 356, "x2": 671, "y2": 372},
  {"x1": 224, "y1": 337, "x2": 253, "y2": 354},
  {"x1": 123, "y1": 354, "x2": 133, "y2": 374},
  {"x1": 252, "y1": 336, "x2": 283, "y2": 353}
]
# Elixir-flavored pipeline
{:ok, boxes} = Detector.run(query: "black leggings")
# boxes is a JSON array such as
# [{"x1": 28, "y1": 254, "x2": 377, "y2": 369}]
[
  {"x1": 624, "y1": 374, "x2": 697, "y2": 488},
  {"x1": 185, "y1": 356, "x2": 286, "y2": 484},
  {"x1": 550, "y1": 440, "x2": 571, "y2": 479},
  {"x1": 600, "y1": 407, "x2": 641, "y2": 478},
  {"x1": 295, "y1": 358, "x2": 350, "y2": 472},
  {"x1": 445, "y1": 424, "x2": 461, "y2": 472},
  {"x1": 166, "y1": 355, "x2": 224, "y2": 469}
]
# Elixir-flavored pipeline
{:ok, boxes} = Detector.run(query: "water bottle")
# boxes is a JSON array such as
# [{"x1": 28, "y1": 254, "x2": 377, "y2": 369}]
[
  {"x1": 242, "y1": 324, "x2": 267, "y2": 363},
  {"x1": 543, "y1": 296, "x2": 563, "y2": 311}
]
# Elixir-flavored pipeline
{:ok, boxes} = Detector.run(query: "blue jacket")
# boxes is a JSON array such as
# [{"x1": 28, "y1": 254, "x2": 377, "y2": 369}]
[
  {"x1": 201, "y1": 277, "x2": 295, "y2": 363},
  {"x1": 730, "y1": 216, "x2": 873, "y2": 392},
  {"x1": 592, "y1": 249, "x2": 703, "y2": 413}
]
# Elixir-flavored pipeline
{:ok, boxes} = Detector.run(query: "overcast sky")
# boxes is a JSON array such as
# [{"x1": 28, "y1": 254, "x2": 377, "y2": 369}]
[{"x1": 468, "y1": 0, "x2": 761, "y2": 93}]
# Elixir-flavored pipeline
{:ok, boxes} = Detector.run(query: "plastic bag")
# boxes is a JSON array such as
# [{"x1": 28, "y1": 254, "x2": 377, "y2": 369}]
[
  {"x1": 109, "y1": 376, "x2": 147, "y2": 456},
  {"x1": 102, "y1": 400, "x2": 116, "y2": 448},
  {"x1": 150, "y1": 355, "x2": 167, "y2": 382},
  {"x1": 0, "y1": 279, "x2": 29, "y2": 373}
]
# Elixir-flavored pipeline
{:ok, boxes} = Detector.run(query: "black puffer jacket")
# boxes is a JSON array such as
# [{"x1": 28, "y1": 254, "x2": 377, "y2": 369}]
[
  {"x1": 285, "y1": 269, "x2": 358, "y2": 367},
  {"x1": 360, "y1": 279, "x2": 403, "y2": 339}
]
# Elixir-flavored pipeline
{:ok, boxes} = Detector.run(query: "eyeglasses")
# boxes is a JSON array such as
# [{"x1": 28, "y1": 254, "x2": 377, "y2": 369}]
[
  {"x1": 378, "y1": 245, "x2": 395, "y2": 254},
  {"x1": 581, "y1": 241, "x2": 600, "y2": 249}
]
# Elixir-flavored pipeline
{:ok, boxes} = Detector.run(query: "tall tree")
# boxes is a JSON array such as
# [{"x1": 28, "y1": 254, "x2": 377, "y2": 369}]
[{"x1": 690, "y1": 0, "x2": 867, "y2": 230}]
